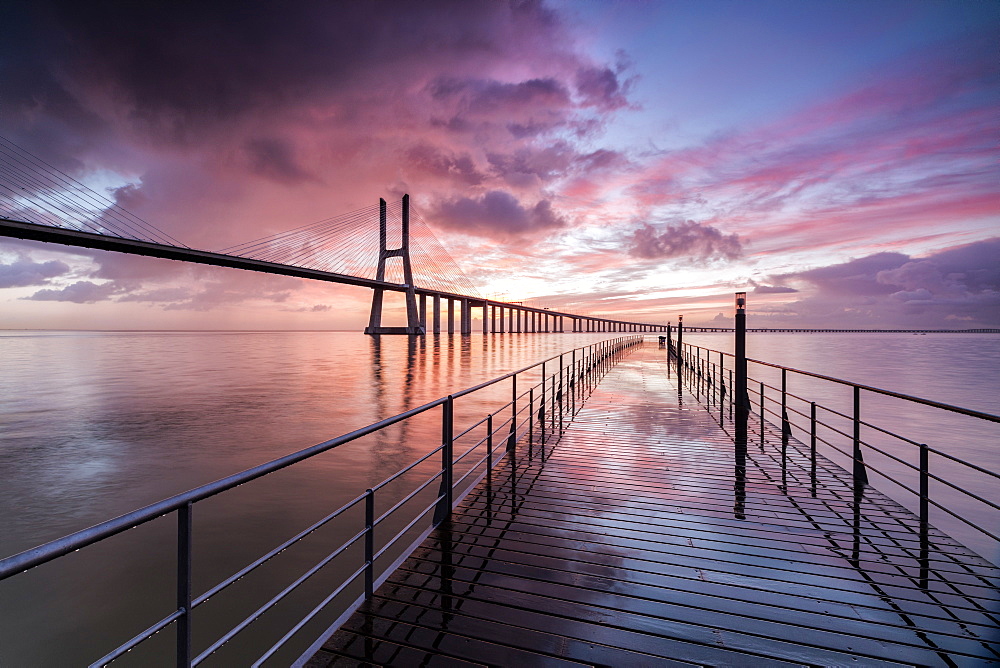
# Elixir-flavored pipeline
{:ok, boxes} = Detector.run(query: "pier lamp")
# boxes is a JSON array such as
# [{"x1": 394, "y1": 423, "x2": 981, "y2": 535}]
[{"x1": 734, "y1": 291, "x2": 748, "y2": 441}]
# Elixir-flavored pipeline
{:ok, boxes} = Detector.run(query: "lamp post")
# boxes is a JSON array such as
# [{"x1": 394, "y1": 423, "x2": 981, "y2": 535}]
[
  {"x1": 733, "y1": 292, "x2": 748, "y2": 519},
  {"x1": 734, "y1": 292, "x2": 748, "y2": 440},
  {"x1": 676, "y1": 315, "x2": 684, "y2": 377}
]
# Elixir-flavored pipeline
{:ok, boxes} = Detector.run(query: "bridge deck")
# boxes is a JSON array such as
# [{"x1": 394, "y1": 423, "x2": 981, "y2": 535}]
[{"x1": 305, "y1": 345, "x2": 1000, "y2": 667}]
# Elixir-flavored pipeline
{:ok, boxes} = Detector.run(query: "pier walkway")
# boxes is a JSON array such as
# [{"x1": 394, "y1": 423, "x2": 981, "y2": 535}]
[{"x1": 304, "y1": 345, "x2": 1000, "y2": 666}]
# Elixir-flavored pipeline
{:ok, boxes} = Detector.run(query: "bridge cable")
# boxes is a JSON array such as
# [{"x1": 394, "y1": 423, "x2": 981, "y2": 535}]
[{"x1": 0, "y1": 136, "x2": 188, "y2": 247}]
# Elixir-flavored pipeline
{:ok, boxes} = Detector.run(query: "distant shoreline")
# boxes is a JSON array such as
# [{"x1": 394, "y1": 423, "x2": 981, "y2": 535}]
[{"x1": 1, "y1": 328, "x2": 998, "y2": 334}]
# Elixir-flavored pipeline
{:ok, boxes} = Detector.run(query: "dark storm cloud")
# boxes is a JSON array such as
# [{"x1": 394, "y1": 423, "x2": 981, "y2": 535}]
[
  {"x1": 432, "y1": 190, "x2": 567, "y2": 238},
  {"x1": 627, "y1": 220, "x2": 742, "y2": 262},
  {"x1": 4, "y1": 0, "x2": 573, "y2": 145}
]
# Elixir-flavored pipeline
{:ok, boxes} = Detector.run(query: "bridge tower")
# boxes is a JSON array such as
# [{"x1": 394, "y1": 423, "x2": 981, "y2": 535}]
[{"x1": 364, "y1": 195, "x2": 425, "y2": 335}]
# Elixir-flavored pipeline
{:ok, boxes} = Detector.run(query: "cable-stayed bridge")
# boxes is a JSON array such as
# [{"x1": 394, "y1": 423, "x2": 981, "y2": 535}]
[{"x1": 0, "y1": 136, "x2": 667, "y2": 334}]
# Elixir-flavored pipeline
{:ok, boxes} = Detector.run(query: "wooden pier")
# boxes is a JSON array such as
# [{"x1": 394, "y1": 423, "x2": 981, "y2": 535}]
[{"x1": 304, "y1": 345, "x2": 1000, "y2": 666}]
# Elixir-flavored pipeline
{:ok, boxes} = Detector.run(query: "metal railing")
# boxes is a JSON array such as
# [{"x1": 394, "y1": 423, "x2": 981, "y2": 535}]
[
  {"x1": 0, "y1": 336, "x2": 642, "y2": 666},
  {"x1": 669, "y1": 340, "x2": 1000, "y2": 566}
]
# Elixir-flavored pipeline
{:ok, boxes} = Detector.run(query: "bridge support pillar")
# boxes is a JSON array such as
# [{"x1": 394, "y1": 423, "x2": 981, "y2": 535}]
[
  {"x1": 365, "y1": 195, "x2": 425, "y2": 335},
  {"x1": 482, "y1": 304, "x2": 488, "y2": 334},
  {"x1": 499, "y1": 307, "x2": 505, "y2": 333},
  {"x1": 419, "y1": 294, "x2": 426, "y2": 330},
  {"x1": 461, "y1": 299, "x2": 471, "y2": 336},
  {"x1": 433, "y1": 295, "x2": 441, "y2": 334},
  {"x1": 447, "y1": 299, "x2": 455, "y2": 334}
]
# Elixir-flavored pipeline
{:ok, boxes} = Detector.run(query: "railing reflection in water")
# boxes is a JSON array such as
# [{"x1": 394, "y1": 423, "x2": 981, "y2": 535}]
[{"x1": 0, "y1": 336, "x2": 642, "y2": 666}]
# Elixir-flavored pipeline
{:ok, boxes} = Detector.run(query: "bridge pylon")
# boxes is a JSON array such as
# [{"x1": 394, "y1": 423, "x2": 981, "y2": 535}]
[{"x1": 365, "y1": 194, "x2": 426, "y2": 335}]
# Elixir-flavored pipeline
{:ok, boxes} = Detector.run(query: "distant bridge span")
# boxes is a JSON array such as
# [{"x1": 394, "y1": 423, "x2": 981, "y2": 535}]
[{"x1": 0, "y1": 215, "x2": 667, "y2": 335}]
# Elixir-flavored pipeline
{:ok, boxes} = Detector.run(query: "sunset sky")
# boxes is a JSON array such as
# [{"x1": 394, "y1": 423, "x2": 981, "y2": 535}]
[{"x1": 1, "y1": 0, "x2": 997, "y2": 330}]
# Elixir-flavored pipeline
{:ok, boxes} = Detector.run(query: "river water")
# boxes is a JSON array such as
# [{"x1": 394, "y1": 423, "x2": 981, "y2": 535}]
[{"x1": 1, "y1": 330, "x2": 997, "y2": 665}]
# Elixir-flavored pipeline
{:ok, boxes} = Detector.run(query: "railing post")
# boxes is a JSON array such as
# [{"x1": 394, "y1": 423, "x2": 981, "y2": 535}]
[
  {"x1": 919, "y1": 442, "x2": 929, "y2": 529},
  {"x1": 810, "y1": 402, "x2": 817, "y2": 497},
  {"x1": 558, "y1": 354, "x2": 565, "y2": 432},
  {"x1": 550, "y1": 371, "x2": 557, "y2": 434},
  {"x1": 528, "y1": 389, "x2": 534, "y2": 449},
  {"x1": 781, "y1": 368, "x2": 791, "y2": 448},
  {"x1": 853, "y1": 386, "x2": 868, "y2": 487},
  {"x1": 919, "y1": 442, "x2": 929, "y2": 588},
  {"x1": 718, "y1": 352, "x2": 725, "y2": 410},
  {"x1": 571, "y1": 349, "x2": 577, "y2": 414},
  {"x1": 540, "y1": 362, "x2": 546, "y2": 446},
  {"x1": 487, "y1": 414, "x2": 494, "y2": 478},
  {"x1": 728, "y1": 369, "x2": 733, "y2": 419},
  {"x1": 507, "y1": 375, "x2": 517, "y2": 454},
  {"x1": 760, "y1": 381, "x2": 765, "y2": 451},
  {"x1": 696, "y1": 347, "x2": 702, "y2": 400},
  {"x1": 176, "y1": 503, "x2": 192, "y2": 668},
  {"x1": 364, "y1": 489, "x2": 374, "y2": 599},
  {"x1": 435, "y1": 396, "x2": 455, "y2": 525}
]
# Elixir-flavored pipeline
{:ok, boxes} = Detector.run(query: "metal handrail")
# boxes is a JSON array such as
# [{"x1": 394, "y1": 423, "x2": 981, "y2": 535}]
[
  {"x1": 0, "y1": 334, "x2": 643, "y2": 666},
  {"x1": 682, "y1": 343, "x2": 1000, "y2": 422},
  {"x1": 673, "y1": 339, "x2": 999, "y2": 560}
]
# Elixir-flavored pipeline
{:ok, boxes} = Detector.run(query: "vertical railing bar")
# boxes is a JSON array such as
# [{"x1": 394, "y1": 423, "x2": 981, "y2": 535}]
[
  {"x1": 810, "y1": 401, "x2": 817, "y2": 497},
  {"x1": 540, "y1": 361, "x2": 547, "y2": 447},
  {"x1": 719, "y1": 352, "x2": 724, "y2": 409},
  {"x1": 919, "y1": 442, "x2": 930, "y2": 588},
  {"x1": 760, "y1": 380, "x2": 765, "y2": 450},
  {"x1": 364, "y1": 489, "x2": 374, "y2": 600},
  {"x1": 507, "y1": 375, "x2": 517, "y2": 455},
  {"x1": 781, "y1": 368, "x2": 788, "y2": 442},
  {"x1": 445, "y1": 395, "x2": 454, "y2": 510},
  {"x1": 176, "y1": 502, "x2": 193, "y2": 668},
  {"x1": 920, "y1": 443, "x2": 929, "y2": 528},
  {"x1": 853, "y1": 385, "x2": 868, "y2": 487},
  {"x1": 729, "y1": 369, "x2": 734, "y2": 419},
  {"x1": 486, "y1": 414, "x2": 493, "y2": 480},
  {"x1": 562, "y1": 353, "x2": 567, "y2": 429},
  {"x1": 555, "y1": 354, "x2": 560, "y2": 435}
]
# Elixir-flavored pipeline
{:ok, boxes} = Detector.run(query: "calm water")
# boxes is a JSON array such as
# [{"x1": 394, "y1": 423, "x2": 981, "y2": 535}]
[{"x1": 1, "y1": 330, "x2": 997, "y2": 665}]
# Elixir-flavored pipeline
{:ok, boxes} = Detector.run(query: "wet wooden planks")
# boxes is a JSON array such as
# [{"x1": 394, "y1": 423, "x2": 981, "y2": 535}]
[{"x1": 305, "y1": 344, "x2": 1000, "y2": 667}]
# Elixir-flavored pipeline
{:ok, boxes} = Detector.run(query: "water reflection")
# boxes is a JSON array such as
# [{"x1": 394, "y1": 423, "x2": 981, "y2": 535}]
[
  {"x1": 0, "y1": 330, "x2": 624, "y2": 664},
  {"x1": 369, "y1": 334, "x2": 420, "y2": 474}
]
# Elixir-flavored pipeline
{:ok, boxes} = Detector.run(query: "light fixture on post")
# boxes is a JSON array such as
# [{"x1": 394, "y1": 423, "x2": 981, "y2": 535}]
[{"x1": 735, "y1": 292, "x2": 748, "y2": 442}]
